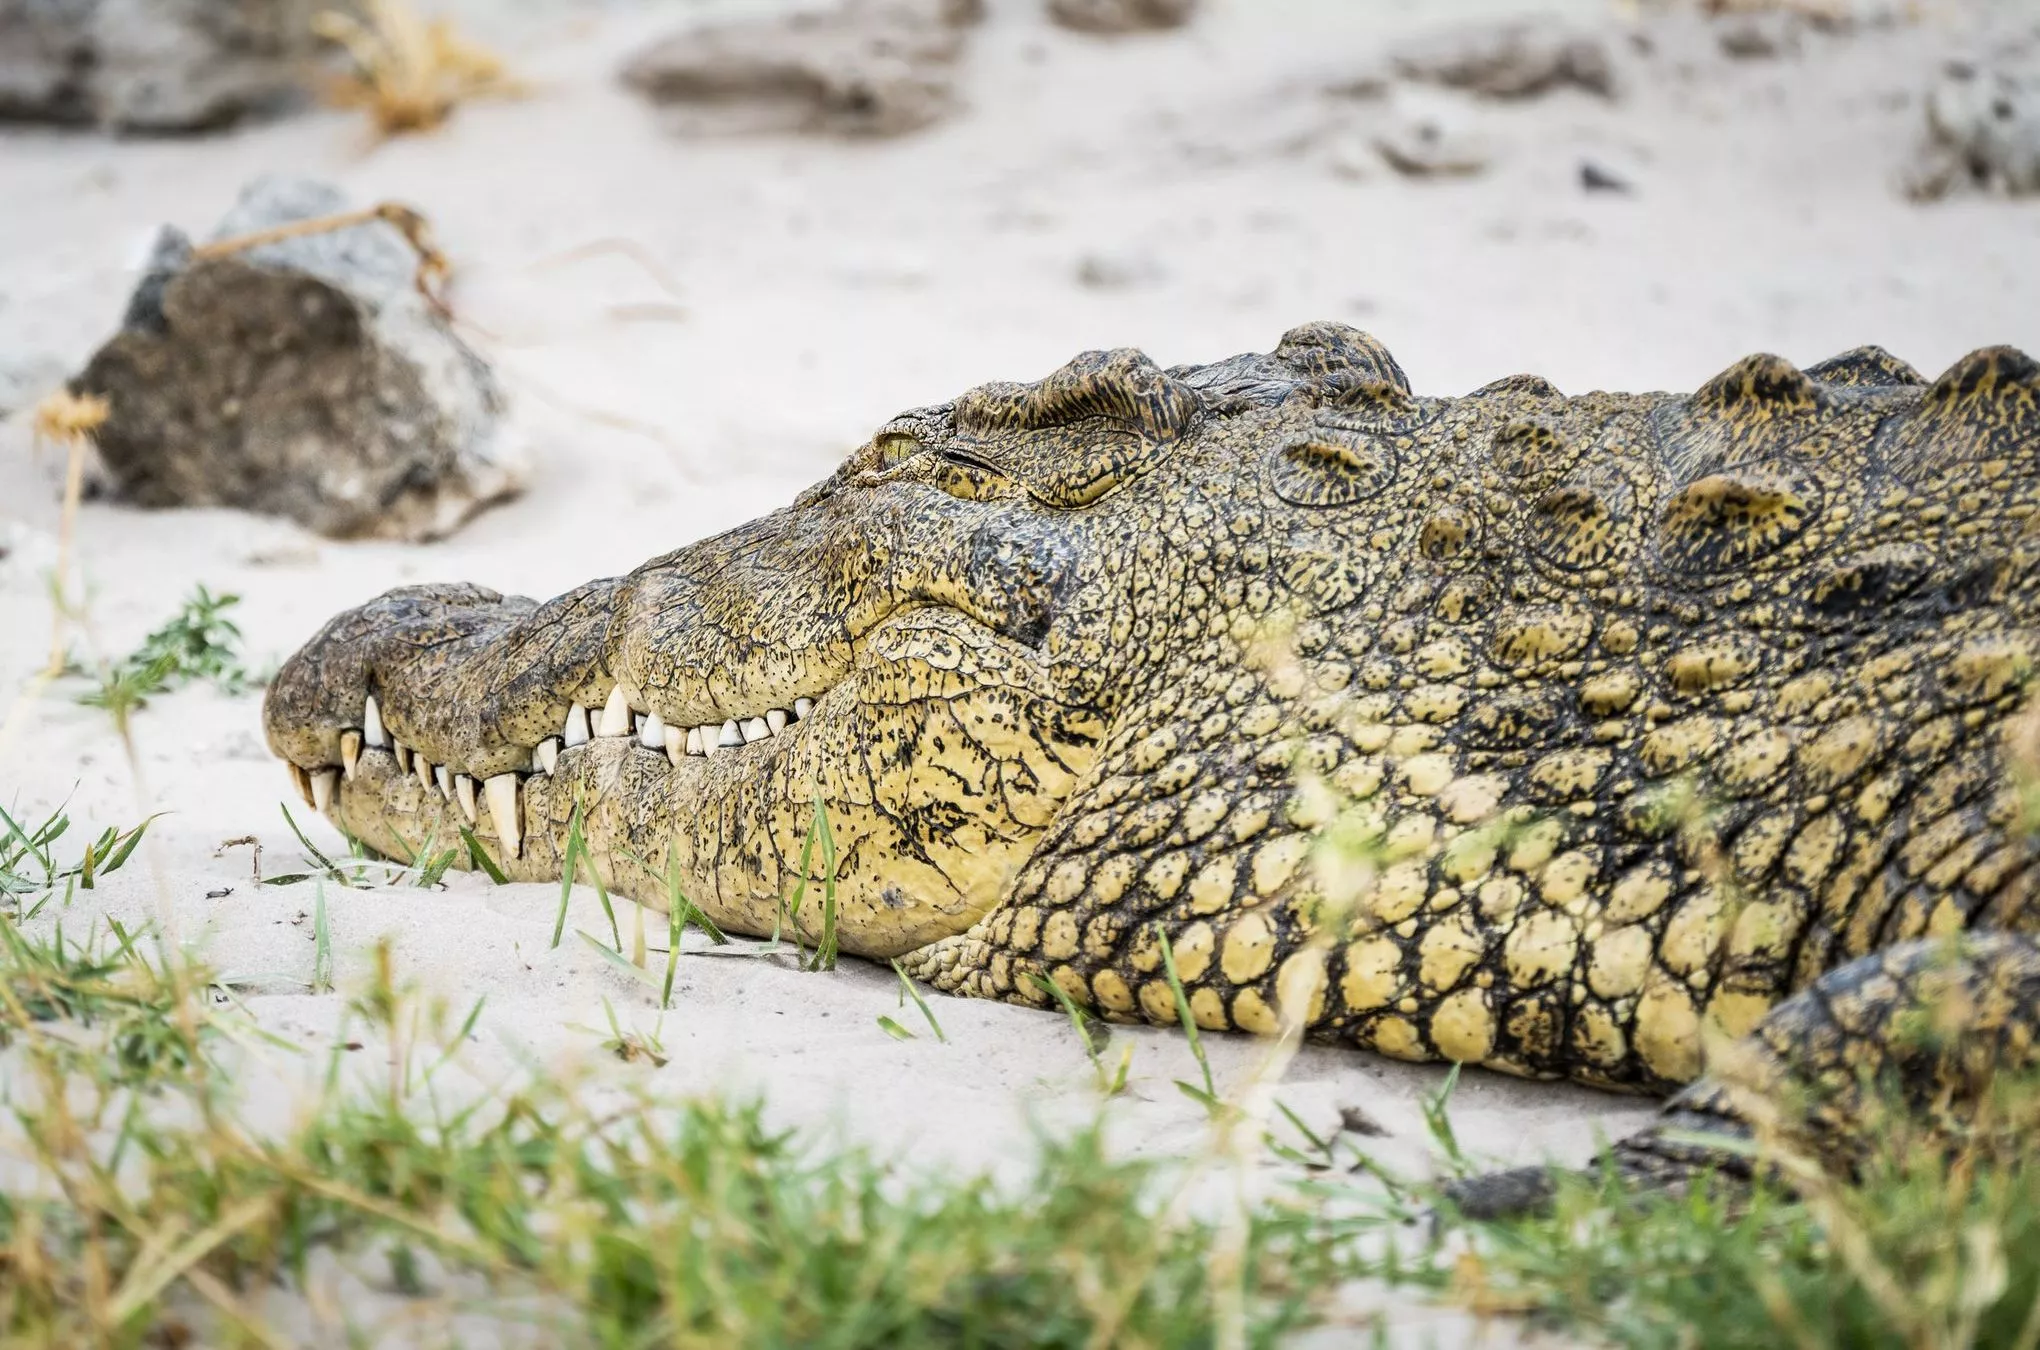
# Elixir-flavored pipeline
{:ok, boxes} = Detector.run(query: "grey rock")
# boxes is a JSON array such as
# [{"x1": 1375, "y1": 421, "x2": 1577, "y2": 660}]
[
  {"x1": 74, "y1": 176, "x2": 526, "y2": 542},
  {"x1": 1714, "y1": 12, "x2": 1805, "y2": 59},
  {"x1": 1074, "y1": 250, "x2": 1165, "y2": 290},
  {"x1": 1905, "y1": 59, "x2": 2040, "y2": 200},
  {"x1": 1047, "y1": 0, "x2": 1196, "y2": 35},
  {"x1": 621, "y1": 0, "x2": 981, "y2": 139},
  {"x1": 1373, "y1": 96, "x2": 1495, "y2": 178},
  {"x1": 1390, "y1": 20, "x2": 1617, "y2": 101},
  {"x1": 0, "y1": 0, "x2": 329, "y2": 132}
]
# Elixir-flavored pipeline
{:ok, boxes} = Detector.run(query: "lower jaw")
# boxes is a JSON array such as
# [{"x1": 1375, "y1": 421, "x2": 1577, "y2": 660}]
[{"x1": 330, "y1": 728, "x2": 1052, "y2": 960}]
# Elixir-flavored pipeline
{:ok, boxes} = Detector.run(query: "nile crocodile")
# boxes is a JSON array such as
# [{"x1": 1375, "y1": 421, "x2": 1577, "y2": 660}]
[{"x1": 264, "y1": 322, "x2": 2040, "y2": 1192}]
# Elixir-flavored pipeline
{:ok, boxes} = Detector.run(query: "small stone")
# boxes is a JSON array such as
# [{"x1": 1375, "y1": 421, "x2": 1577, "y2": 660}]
[
  {"x1": 1047, "y1": 0, "x2": 1197, "y2": 35},
  {"x1": 1075, "y1": 251, "x2": 1165, "y2": 290},
  {"x1": 1374, "y1": 96, "x2": 1495, "y2": 178},
  {"x1": 1579, "y1": 159, "x2": 1634, "y2": 193},
  {"x1": 1714, "y1": 13, "x2": 1805, "y2": 60},
  {"x1": 1390, "y1": 20, "x2": 1617, "y2": 101},
  {"x1": 621, "y1": 0, "x2": 980, "y2": 139},
  {"x1": 73, "y1": 176, "x2": 527, "y2": 542}
]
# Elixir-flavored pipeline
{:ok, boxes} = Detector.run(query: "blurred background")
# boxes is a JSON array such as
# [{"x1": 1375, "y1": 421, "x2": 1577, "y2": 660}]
[{"x1": 4, "y1": 1, "x2": 2036, "y2": 581}]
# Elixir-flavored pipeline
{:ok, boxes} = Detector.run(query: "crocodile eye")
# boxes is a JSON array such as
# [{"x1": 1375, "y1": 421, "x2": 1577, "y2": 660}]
[{"x1": 874, "y1": 432, "x2": 923, "y2": 470}]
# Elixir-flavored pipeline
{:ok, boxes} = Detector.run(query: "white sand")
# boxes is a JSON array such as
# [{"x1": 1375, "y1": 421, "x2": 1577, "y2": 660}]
[{"x1": 1, "y1": 0, "x2": 2036, "y2": 1338}]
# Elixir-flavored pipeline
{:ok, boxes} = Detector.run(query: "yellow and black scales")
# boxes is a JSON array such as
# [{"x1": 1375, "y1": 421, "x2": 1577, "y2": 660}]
[{"x1": 266, "y1": 322, "x2": 2040, "y2": 1190}]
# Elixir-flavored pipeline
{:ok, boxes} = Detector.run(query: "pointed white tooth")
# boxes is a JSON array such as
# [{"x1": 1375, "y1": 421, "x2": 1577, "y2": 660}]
[
  {"x1": 288, "y1": 763, "x2": 314, "y2": 807},
  {"x1": 794, "y1": 697, "x2": 814, "y2": 719},
  {"x1": 435, "y1": 764, "x2": 452, "y2": 799},
  {"x1": 640, "y1": 711, "x2": 666, "y2": 749},
  {"x1": 340, "y1": 730, "x2": 362, "y2": 781},
  {"x1": 718, "y1": 719, "x2": 743, "y2": 748},
  {"x1": 663, "y1": 724, "x2": 685, "y2": 767},
  {"x1": 416, "y1": 754, "x2": 435, "y2": 793},
  {"x1": 564, "y1": 703, "x2": 591, "y2": 748},
  {"x1": 686, "y1": 726, "x2": 705, "y2": 756},
  {"x1": 597, "y1": 686, "x2": 633, "y2": 738},
  {"x1": 455, "y1": 773, "x2": 479, "y2": 825},
  {"x1": 766, "y1": 708, "x2": 788, "y2": 736},
  {"x1": 741, "y1": 716, "x2": 768, "y2": 743},
  {"x1": 536, "y1": 738, "x2": 559, "y2": 774},
  {"x1": 311, "y1": 769, "x2": 337, "y2": 814},
  {"x1": 363, "y1": 695, "x2": 388, "y2": 748},
  {"x1": 484, "y1": 773, "x2": 521, "y2": 858},
  {"x1": 394, "y1": 741, "x2": 412, "y2": 774}
]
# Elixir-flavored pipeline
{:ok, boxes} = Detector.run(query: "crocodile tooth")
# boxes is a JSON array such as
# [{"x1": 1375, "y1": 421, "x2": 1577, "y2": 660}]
[
  {"x1": 766, "y1": 708, "x2": 788, "y2": 736},
  {"x1": 536, "y1": 738, "x2": 560, "y2": 774},
  {"x1": 664, "y1": 724, "x2": 685, "y2": 767},
  {"x1": 393, "y1": 741, "x2": 412, "y2": 774},
  {"x1": 597, "y1": 686, "x2": 633, "y2": 738},
  {"x1": 435, "y1": 764, "x2": 453, "y2": 799},
  {"x1": 639, "y1": 711, "x2": 666, "y2": 749},
  {"x1": 310, "y1": 769, "x2": 337, "y2": 814},
  {"x1": 741, "y1": 716, "x2": 769, "y2": 743},
  {"x1": 416, "y1": 754, "x2": 435, "y2": 793},
  {"x1": 455, "y1": 773, "x2": 479, "y2": 824},
  {"x1": 363, "y1": 695, "x2": 388, "y2": 748},
  {"x1": 794, "y1": 697, "x2": 814, "y2": 719},
  {"x1": 717, "y1": 720, "x2": 743, "y2": 749},
  {"x1": 340, "y1": 730, "x2": 363, "y2": 781},
  {"x1": 686, "y1": 726, "x2": 705, "y2": 756},
  {"x1": 287, "y1": 763, "x2": 314, "y2": 807},
  {"x1": 484, "y1": 773, "x2": 521, "y2": 858}
]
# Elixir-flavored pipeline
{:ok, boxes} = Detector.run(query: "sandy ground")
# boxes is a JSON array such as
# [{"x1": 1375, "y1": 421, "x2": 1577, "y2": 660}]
[{"x1": 2, "y1": 0, "x2": 2039, "y2": 1341}]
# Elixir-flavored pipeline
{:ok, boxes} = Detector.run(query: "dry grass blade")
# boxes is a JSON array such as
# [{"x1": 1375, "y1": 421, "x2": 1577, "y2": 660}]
[
  {"x1": 195, "y1": 202, "x2": 454, "y2": 317},
  {"x1": 30, "y1": 389, "x2": 110, "y2": 680},
  {"x1": 314, "y1": 0, "x2": 519, "y2": 139}
]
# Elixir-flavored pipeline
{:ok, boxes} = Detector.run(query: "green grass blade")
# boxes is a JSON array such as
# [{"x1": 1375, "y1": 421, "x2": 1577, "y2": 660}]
[
  {"x1": 891, "y1": 962, "x2": 946, "y2": 1043},
  {"x1": 459, "y1": 825, "x2": 509, "y2": 884}
]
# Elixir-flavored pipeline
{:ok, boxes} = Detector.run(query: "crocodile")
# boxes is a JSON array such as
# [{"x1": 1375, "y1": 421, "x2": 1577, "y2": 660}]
[{"x1": 264, "y1": 321, "x2": 2040, "y2": 1193}]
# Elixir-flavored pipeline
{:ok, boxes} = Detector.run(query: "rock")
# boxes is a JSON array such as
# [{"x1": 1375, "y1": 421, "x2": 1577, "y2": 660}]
[
  {"x1": 1579, "y1": 159, "x2": 1633, "y2": 192},
  {"x1": 1373, "y1": 94, "x2": 1494, "y2": 178},
  {"x1": 621, "y1": 0, "x2": 981, "y2": 139},
  {"x1": 1074, "y1": 250, "x2": 1164, "y2": 289},
  {"x1": 73, "y1": 177, "x2": 526, "y2": 542},
  {"x1": 1047, "y1": 0, "x2": 1196, "y2": 35},
  {"x1": 1390, "y1": 20, "x2": 1616, "y2": 100},
  {"x1": 1713, "y1": 12, "x2": 1805, "y2": 58},
  {"x1": 0, "y1": 0, "x2": 327, "y2": 131},
  {"x1": 1905, "y1": 59, "x2": 2040, "y2": 200}
]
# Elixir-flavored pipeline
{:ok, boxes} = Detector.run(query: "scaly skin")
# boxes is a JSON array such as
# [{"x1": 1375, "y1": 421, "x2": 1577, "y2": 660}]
[{"x1": 265, "y1": 322, "x2": 2040, "y2": 1174}]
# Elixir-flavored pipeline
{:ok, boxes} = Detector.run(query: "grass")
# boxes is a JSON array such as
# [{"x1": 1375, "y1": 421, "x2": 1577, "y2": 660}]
[
  {"x1": 30, "y1": 388, "x2": 109, "y2": 682},
  {"x1": 1338, "y1": 1073, "x2": 2040, "y2": 1350},
  {"x1": 0, "y1": 909, "x2": 1345, "y2": 1347},
  {"x1": 0, "y1": 800, "x2": 153, "y2": 917},
  {"x1": 313, "y1": 0, "x2": 517, "y2": 140},
  {"x1": 74, "y1": 585, "x2": 259, "y2": 728},
  {"x1": 4, "y1": 798, "x2": 2038, "y2": 1347}
]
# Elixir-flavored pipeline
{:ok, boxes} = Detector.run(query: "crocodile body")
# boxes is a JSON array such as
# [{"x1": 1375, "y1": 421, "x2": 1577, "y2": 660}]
[{"x1": 265, "y1": 322, "x2": 2040, "y2": 1144}]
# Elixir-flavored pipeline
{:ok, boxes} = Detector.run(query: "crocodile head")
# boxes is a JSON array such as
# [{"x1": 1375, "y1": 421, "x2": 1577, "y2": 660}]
[{"x1": 265, "y1": 323, "x2": 1409, "y2": 957}]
